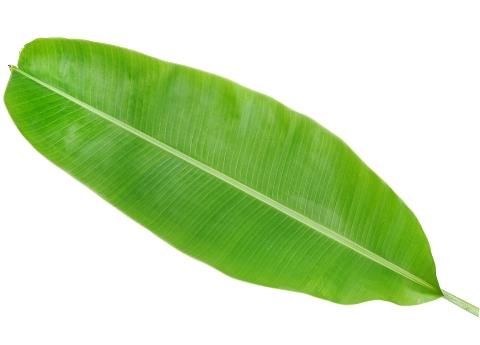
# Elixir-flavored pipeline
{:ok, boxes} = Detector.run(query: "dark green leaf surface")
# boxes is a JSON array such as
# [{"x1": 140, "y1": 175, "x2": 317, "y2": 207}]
[{"x1": 4, "y1": 38, "x2": 478, "y2": 315}]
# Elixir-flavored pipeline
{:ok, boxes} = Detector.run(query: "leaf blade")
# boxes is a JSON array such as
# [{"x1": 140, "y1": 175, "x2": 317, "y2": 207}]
[{"x1": 5, "y1": 38, "x2": 444, "y2": 306}]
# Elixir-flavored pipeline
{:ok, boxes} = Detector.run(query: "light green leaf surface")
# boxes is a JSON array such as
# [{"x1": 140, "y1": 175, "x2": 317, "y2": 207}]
[{"x1": 4, "y1": 38, "x2": 478, "y2": 315}]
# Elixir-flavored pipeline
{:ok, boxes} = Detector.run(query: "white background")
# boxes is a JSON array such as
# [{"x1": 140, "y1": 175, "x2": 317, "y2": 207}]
[{"x1": 0, "y1": 1, "x2": 479, "y2": 343}]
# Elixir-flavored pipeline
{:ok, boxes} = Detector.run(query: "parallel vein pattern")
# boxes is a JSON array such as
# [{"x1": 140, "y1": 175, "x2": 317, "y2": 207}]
[{"x1": 5, "y1": 38, "x2": 451, "y2": 308}]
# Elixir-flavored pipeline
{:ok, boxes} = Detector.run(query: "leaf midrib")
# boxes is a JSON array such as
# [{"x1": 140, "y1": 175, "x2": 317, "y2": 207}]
[{"x1": 11, "y1": 66, "x2": 436, "y2": 292}]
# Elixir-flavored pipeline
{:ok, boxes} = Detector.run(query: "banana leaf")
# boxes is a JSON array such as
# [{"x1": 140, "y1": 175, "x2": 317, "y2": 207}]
[{"x1": 4, "y1": 38, "x2": 478, "y2": 316}]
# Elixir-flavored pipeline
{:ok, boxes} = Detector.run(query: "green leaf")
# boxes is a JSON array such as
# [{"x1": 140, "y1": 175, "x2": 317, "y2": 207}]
[{"x1": 4, "y1": 38, "x2": 478, "y2": 316}]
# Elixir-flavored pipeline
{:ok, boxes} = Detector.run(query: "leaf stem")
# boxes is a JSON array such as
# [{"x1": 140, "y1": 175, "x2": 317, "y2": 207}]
[{"x1": 442, "y1": 290, "x2": 479, "y2": 317}]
